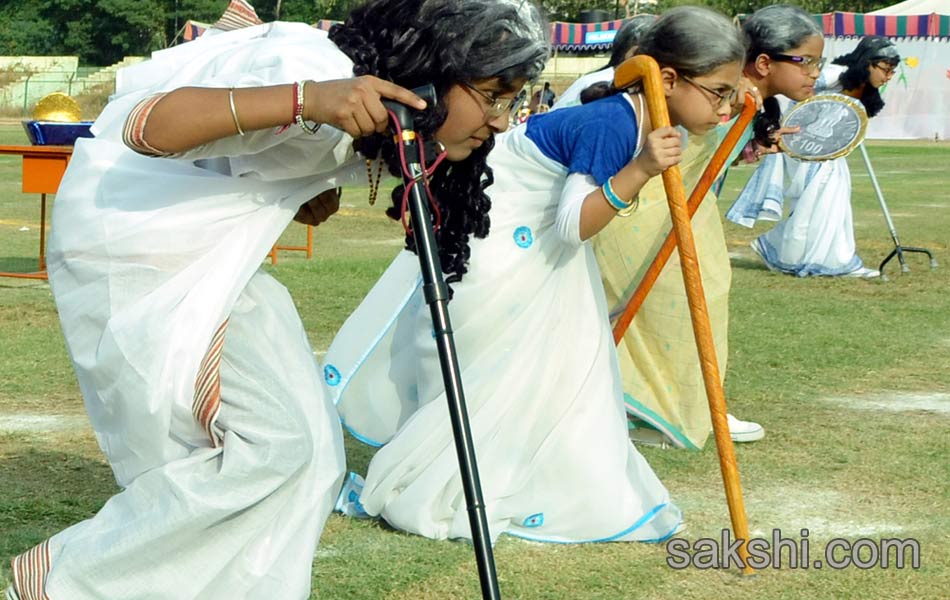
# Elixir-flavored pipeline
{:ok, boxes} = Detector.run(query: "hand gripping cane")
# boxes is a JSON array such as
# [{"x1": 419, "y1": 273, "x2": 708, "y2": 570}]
[
  {"x1": 613, "y1": 57, "x2": 754, "y2": 575},
  {"x1": 382, "y1": 86, "x2": 502, "y2": 599}
]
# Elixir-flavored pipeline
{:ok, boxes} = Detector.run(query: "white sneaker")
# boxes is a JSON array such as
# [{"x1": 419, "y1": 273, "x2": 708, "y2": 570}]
[
  {"x1": 334, "y1": 472, "x2": 371, "y2": 518},
  {"x1": 727, "y1": 414, "x2": 765, "y2": 442},
  {"x1": 843, "y1": 266, "x2": 880, "y2": 279}
]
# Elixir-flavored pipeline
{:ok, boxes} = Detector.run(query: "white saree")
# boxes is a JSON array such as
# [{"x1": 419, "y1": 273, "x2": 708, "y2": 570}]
[
  {"x1": 325, "y1": 124, "x2": 682, "y2": 545},
  {"x1": 727, "y1": 65, "x2": 868, "y2": 277},
  {"x1": 10, "y1": 24, "x2": 365, "y2": 600}
]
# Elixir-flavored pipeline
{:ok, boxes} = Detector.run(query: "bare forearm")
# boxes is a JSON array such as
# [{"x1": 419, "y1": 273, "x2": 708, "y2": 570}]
[
  {"x1": 143, "y1": 85, "x2": 296, "y2": 153},
  {"x1": 139, "y1": 76, "x2": 426, "y2": 155}
]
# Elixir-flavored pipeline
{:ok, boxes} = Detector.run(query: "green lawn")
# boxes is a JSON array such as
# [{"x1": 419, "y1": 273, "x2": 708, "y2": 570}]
[{"x1": 1, "y1": 123, "x2": 948, "y2": 599}]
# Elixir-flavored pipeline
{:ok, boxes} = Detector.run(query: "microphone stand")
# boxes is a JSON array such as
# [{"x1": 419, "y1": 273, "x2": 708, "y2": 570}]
[
  {"x1": 383, "y1": 89, "x2": 501, "y2": 600},
  {"x1": 857, "y1": 143, "x2": 937, "y2": 278}
]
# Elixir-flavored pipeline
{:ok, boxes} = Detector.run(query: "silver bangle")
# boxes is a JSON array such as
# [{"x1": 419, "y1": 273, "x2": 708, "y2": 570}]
[
  {"x1": 228, "y1": 88, "x2": 245, "y2": 136},
  {"x1": 295, "y1": 80, "x2": 321, "y2": 135}
]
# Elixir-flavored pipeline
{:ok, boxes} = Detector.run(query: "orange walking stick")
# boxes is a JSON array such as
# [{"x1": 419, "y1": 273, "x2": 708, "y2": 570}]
[
  {"x1": 611, "y1": 93, "x2": 758, "y2": 344},
  {"x1": 614, "y1": 56, "x2": 754, "y2": 574}
]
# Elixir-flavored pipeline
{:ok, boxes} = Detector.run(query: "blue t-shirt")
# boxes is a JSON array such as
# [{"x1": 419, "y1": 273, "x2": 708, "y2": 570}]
[{"x1": 525, "y1": 94, "x2": 639, "y2": 186}]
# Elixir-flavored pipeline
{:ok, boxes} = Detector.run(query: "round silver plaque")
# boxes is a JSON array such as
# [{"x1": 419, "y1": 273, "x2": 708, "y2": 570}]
[{"x1": 778, "y1": 93, "x2": 869, "y2": 161}]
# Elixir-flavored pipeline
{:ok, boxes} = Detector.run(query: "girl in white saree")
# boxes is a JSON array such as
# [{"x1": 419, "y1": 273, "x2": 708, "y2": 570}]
[{"x1": 327, "y1": 7, "x2": 747, "y2": 545}]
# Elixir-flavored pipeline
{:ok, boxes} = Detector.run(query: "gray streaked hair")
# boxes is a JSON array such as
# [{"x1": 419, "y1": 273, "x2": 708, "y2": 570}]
[
  {"x1": 636, "y1": 6, "x2": 746, "y2": 78},
  {"x1": 743, "y1": 4, "x2": 823, "y2": 60},
  {"x1": 421, "y1": 0, "x2": 550, "y2": 84}
]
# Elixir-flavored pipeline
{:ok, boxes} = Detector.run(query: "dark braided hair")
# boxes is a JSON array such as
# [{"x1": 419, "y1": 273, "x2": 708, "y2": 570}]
[
  {"x1": 329, "y1": 0, "x2": 548, "y2": 284},
  {"x1": 832, "y1": 36, "x2": 900, "y2": 118}
]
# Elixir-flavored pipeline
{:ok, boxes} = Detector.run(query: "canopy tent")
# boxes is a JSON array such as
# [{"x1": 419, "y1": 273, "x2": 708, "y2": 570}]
[
  {"x1": 819, "y1": 11, "x2": 950, "y2": 36},
  {"x1": 813, "y1": 1, "x2": 950, "y2": 140},
  {"x1": 870, "y1": 0, "x2": 950, "y2": 15}
]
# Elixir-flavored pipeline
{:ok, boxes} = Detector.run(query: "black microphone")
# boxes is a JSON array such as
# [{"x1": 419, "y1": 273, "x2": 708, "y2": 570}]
[{"x1": 381, "y1": 84, "x2": 437, "y2": 130}]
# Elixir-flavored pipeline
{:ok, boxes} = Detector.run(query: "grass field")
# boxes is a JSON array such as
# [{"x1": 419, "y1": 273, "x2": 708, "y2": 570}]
[{"x1": 1, "y1": 122, "x2": 947, "y2": 599}]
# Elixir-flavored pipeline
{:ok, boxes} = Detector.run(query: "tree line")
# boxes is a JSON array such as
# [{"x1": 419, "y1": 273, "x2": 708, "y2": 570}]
[{"x1": 0, "y1": 0, "x2": 895, "y2": 66}]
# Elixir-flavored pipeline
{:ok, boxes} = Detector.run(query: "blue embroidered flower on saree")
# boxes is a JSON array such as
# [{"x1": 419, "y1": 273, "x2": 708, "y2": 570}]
[
  {"x1": 324, "y1": 364, "x2": 341, "y2": 386},
  {"x1": 513, "y1": 226, "x2": 534, "y2": 248}
]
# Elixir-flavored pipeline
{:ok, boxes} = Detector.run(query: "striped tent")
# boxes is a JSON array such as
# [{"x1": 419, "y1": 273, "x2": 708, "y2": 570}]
[
  {"x1": 181, "y1": 20, "x2": 210, "y2": 42},
  {"x1": 820, "y1": 11, "x2": 950, "y2": 37},
  {"x1": 179, "y1": 0, "x2": 262, "y2": 41},
  {"x1": 549, "y1": 19, "x2": 625, "y2": 51},
  {"x1": 212, "y1": 0, "x2": 264, "y2": 31}
]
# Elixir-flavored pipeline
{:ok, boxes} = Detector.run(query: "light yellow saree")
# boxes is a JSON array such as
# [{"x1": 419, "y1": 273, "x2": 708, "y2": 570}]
[{"x1": 593, "y1": 132, "x2": 731, "y2": 450}]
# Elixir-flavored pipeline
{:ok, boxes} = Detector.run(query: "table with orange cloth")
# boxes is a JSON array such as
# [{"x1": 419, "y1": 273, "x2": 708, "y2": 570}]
[{"x1": 0, "y1": 144, "x2": 73, "y2": 280}]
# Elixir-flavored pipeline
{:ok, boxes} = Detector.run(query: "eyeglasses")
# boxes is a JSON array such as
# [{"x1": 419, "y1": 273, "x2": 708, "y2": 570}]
[
  {"x1": 681, "y1": 77, "x2": 739, "y2": 109},
  {"x1": 461, "y1": 82, "x2": 522, "y2": 120},
  {"x1": 769, "y1": 53, "x2": 826, "y2": 74},
  {"x1": 872, "y1": 62, "x2": 897, "y2": 76}
]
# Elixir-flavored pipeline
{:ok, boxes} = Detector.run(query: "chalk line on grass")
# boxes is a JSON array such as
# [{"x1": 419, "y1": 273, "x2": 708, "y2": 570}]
[
  {"x1": 678, "y1": 487, "x2": 909, "y2": 540},
  {"x1": 825, "y1": 392, "x2": 950, "y2": 415},
  {"x1": 745, "y1": 488, "x2": 907, "y2": 538},
  {"x1": 0, "y1": 413, "x2": 88, "y2": 434},
  {"x1": 340, "y1": 237, "x2": 404, "y2": 246}
]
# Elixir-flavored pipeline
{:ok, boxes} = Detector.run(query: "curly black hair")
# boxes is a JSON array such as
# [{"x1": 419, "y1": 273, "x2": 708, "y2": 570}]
[{"x1": 329, "y1": 0, "x2": 548, "y2": 284}]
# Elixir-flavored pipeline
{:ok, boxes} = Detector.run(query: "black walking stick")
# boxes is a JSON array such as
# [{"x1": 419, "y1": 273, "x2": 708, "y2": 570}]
[
  {"x1": 857, "y1": 143, "x2": 937, "y2": 278},
  {"x1": 382, "y1": 86, "x2": 501, "y2": 600}
]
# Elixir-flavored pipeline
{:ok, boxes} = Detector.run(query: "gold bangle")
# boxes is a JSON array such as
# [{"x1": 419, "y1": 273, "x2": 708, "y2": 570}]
[
  {"x1": 228, "y1": 88, "x2": 245, "y2": 136},
  {"x1": 617, "y1": 197, "x2": 639, "y2": 217}
]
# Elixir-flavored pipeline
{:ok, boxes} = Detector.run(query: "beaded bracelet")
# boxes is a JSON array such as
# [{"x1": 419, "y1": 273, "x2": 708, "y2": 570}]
[
  {"x1": 602, "y1": 176, "x2": 635, "y2": 212},
  {"x1": 293, "y1": 80, "x2": 321, "y2": 135}
]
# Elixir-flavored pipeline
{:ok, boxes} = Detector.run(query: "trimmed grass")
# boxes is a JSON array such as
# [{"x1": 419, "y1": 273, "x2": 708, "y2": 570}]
[{"x1": 1, "y1": 124, "x2": 948, "y2": 598}]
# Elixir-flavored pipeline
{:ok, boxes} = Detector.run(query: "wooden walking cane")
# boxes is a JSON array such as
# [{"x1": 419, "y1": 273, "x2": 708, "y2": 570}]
[
  {"x1": 611, "y1": 93, "x2": 758, "y2": 344},
  {"x1": 613, "y1": 56, "x2": 754, "y2": 575}
]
